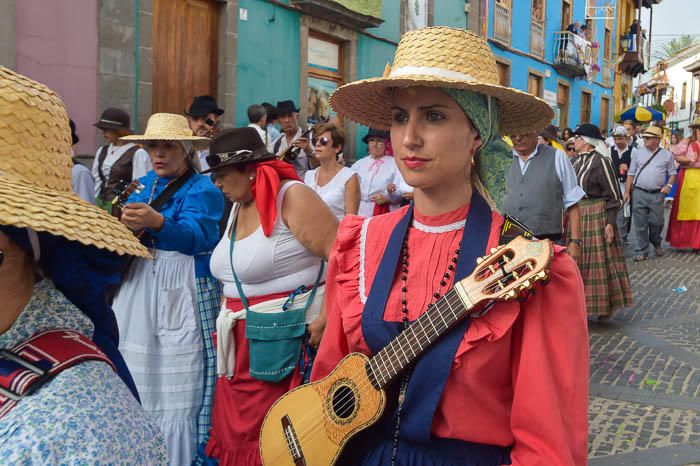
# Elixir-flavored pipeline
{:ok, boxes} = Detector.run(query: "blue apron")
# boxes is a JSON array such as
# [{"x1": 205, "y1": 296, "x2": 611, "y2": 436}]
[{"x1": 355, "y1": 192, "x2": 512, "y2": 466}]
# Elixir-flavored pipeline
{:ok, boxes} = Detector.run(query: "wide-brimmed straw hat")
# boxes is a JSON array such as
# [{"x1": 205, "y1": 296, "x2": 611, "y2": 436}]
[
  {"x1": 641, "y1": 126, "x2": 663, "y2": 139},
  {"x1": 121, "y1": 113, "x2": 210, "y2": 142},
  {"x1": 0, "y1": 66, "x2": 148, "y2": 257},
  {"x1": 330, "y1": 27, "x2": 554, "y2": 135}
]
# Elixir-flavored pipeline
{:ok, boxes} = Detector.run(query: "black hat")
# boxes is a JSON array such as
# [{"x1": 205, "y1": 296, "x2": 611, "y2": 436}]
[
  {"x1": 94, "y1": 108, "x2": 131, "y2": 131},
  {"x1": 69, "y1": 118, "x2": 79, "y2": 145},
  {"x1": 275, "y1": 100, "x2": 299, "y2": 116},
  {"x1": 261, "y1": 102, "x2": 278, "y2": 120},
  {"x1": 202, "y1": 127, "x2": 276, "y2": 174},
  {"x1": 362, "y1": 128, "x2": 390, "y2": 144},
  {"x1": 185, "y1": 95, "x2": 225, "y2": 117},
  {"x1": 572, "y1": 123, "x2": 604, "y2": 141},
  {"x1": 540, "y1": 124, "x2": 559, "y2": 142}
]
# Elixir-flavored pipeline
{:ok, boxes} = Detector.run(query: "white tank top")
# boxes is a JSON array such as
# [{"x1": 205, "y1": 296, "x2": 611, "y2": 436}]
[
  {"x1": 304, "y1": 166, "x2": 355, "y2": 220},
  {"x1": 210, "y1": 181, "x2": 324, "y2": 299}
]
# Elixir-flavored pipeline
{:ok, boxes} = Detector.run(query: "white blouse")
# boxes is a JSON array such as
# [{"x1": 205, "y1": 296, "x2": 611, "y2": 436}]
[
  {"x1": 91, "y1": 143, "x2": 152, "y2": 196},
  {"x1": 304, "y1": 166, "x2": 356, "y2": 220},
  {"x1": 350, "y1": 155, "x2": 403, "y2": 217},
  {"x1": 209, "y1": 181, "x2": 324, "y2": 299}
]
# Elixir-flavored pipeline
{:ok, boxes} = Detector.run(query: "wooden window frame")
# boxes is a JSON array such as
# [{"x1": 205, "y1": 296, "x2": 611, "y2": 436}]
[
  {"x1": 601, "y1": 95, "x2": 610, "y2": 135},
  {"x1": 581, "y1": 89, "x2": 593, "y2": 124},
  {"x1": 495, "y1": 57, "x2": 512, "y2": 87},
  {"x1": 557, "y1": 79, "x2": 571, "y2": 129},
  {"x1": 527, "y1": 68, "x2": 545, "y2": 98},
  {"x1": 681, "y1": 82, "x2": 687, "y2": 110},
  {"x1": 561, "y1": 0, "x2": 573, "y2": 31}
]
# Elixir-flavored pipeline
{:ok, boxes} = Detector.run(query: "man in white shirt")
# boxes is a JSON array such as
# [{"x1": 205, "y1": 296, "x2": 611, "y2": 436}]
[
  {"x1": 262, "y1": 102, "x2": 281, "y2": 144},
  {"x1": 246, "y1": 104, "x2": 267, "y2": 144},
  {"x1": 268, "y1": 100, "x2": 313, "y2": 179}
]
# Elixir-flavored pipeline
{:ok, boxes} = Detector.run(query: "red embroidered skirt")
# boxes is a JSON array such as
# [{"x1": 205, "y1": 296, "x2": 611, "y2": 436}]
[{"x1": 205, "y1": 292, "x2": 302, "y2": 466}]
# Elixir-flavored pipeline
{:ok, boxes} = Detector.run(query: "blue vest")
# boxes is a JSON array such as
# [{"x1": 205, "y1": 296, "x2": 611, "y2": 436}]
[{"x1": 356, "y1": 192, "x2": 512, "y2": 465}]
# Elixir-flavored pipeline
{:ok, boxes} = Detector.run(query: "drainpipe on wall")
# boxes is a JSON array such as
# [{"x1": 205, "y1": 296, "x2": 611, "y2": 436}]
[{"x1": 134, "y1": 0, "x2": 140, "y2": 130}]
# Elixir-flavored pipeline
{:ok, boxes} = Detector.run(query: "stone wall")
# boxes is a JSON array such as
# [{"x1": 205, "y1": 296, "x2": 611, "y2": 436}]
[{"x1": 0, "y1": 0, "x2": 15, "y2": 68}]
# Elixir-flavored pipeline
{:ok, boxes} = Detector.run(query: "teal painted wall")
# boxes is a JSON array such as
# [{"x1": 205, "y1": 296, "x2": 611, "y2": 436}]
[
  {"x1": 365, "y1": 0, "x2": 400, "y2": 43},
  {"x1": 433, "y1": 0, "x2": 467, "y2": 29},
  {"x1": 235, "y1": 0, "x2": 301, "y2": 127}
]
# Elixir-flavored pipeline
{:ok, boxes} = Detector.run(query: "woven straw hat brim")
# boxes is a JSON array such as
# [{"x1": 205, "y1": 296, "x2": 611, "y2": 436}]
[
  {"x1": 330, "y1": 75, "x2": 554, "y2": 136},
  {"x1": 0, "y1": 176, "x2": 150, "y2": 258},
  {"x1": 121, "y1": 134, "x2": 209, "y2": 142}
]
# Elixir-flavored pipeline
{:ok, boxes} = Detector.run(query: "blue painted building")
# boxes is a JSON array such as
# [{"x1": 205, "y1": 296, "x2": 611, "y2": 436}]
[{"x1": 485, "y1": 0, "x2": 616, "y2": 135}]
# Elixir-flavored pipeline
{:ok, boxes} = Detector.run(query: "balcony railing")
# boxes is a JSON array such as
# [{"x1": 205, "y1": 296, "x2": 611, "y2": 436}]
[
  {"x1": 553, "y1": 31, "x2": 592, "y2": 79},
  {"x1": 619, "y1": 32, "x2": 648, "y2": 77},
  {"x1": 530, "y1": 20, "x2": 545, "y2": 59},
  {"x1": 494, "y1": 3, "x2": 512, "y2": 46},
  {"x1": 602, "y1": 60, "x2": 612, "y2": 85}
]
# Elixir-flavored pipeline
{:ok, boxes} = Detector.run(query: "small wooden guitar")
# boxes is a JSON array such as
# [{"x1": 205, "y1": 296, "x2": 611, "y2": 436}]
[
  {"x1": 110, "y1": 179, "x2": 145, "y2": 223},
  {"x1": 259, "y1": 236, "x2": 553, "y2": 466}
]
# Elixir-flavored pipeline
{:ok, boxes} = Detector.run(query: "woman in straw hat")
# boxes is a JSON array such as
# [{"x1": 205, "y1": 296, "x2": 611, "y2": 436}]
[
  {"x1": 112, "y1": 113, "x2": 224, "y2": 465},
  {"x1": 666, "y1": 117, "x2": 700, "y2": 252},
  {"x1": 569, "y1": 124, "x2": 632, "y2": 321},
  {"x1": 0, "y1": 67, "x2": 166, "y2": 463},
  {"x1": 201, "y1": 127, "x2": 337, "y2": 465},
  {"x1": 310, "y1": 27, "x2": 589, "y2": 465}
]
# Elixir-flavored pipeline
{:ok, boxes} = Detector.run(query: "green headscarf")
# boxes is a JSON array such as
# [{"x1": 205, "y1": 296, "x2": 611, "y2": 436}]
[{"x1": 442, "y1": 88, "x2": 512, "y2": 211}]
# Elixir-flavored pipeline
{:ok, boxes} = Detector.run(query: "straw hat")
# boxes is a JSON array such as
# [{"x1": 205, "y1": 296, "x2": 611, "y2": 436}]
[
  {"x1": 121, "y1": 113, "x2": 209, "y2": 142},
  {"x1": 690, "y1": 115, "x2": 700, "y2": 128},
  {"x1": 641, "y1": 126, "x2": 663, "y2": 138},
  {"x1": 0, "y1": 66, "x2": 148, "y2": 257},
  {"x1": 330, "y1": 27, "x2": 554, "y2": 135}
]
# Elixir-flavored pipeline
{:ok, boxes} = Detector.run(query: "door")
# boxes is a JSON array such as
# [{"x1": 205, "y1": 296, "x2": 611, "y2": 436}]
[
  {"x1": 558, "y1": 82, "x2": 570, "y2": 129},
  {"x1": 601, "y1": 96, "x2": 610, "y2": 135},
  {"x1": 152, "y1": 0, "x2": 220, "y2": 114}
]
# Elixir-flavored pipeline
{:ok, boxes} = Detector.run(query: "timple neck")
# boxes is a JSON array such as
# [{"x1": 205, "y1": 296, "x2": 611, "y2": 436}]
[{"x1": 366, "y1": 288, "x2": 472, "y2": 388}]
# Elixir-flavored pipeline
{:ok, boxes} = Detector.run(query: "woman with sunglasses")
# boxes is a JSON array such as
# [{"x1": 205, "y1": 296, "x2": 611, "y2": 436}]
[
  {"x1": 304, "y1": 122, "x2": 360, "y2": 219},
  {"x1": 565, "y1": 139, "x2": 577, "y2": 157},
  {"x1": 568, "y1": 124, "x2": 631, "y2": 321},
  {"x1": 311, "y1": 27, "x2": 589, "y2": 465},
  {"x1": 352, "y1": 128, "x2": 405, "y2": 216},
  {"x1": 111, "y1": 113, "x2": 225, "y2": 465}
]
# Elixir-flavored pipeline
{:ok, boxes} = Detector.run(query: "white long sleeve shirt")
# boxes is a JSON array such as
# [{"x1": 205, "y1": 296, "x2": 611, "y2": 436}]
[
  {"x1": 91, "y1": 143, "x2": 152, "y2": 196},
  {"x1": 350, "y1": 155, "x2": 403, "y2": 217}
]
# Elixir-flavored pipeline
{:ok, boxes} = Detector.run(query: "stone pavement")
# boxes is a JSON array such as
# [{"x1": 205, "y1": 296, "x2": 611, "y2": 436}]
[{"x1": 587, "y1": 211, "x2": 700, "y2": 465}]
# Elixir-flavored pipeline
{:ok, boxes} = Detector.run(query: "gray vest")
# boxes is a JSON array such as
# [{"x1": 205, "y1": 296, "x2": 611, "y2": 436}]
[{"x1": 503, "y1": 144, "x2": 564, "y2": 236}]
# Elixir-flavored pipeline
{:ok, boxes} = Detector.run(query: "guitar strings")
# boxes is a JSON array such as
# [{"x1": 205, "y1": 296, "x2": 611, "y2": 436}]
[
  {"x1": 266, "y1": 263, "x2": 544, "y2": 463},
  {"x1": 266, "y1": 266, "x2": 540, "y2": 463}
]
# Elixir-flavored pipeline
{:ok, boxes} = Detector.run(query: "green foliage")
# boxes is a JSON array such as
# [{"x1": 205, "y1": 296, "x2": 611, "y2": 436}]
[{"x1": 656, "y1": 35, "x2": 699, "y2": 60}]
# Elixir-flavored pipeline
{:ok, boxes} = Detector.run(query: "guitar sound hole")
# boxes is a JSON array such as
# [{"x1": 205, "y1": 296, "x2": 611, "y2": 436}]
[{"x1": 332, "y1": 385, "x2": 356, "y2": 419}]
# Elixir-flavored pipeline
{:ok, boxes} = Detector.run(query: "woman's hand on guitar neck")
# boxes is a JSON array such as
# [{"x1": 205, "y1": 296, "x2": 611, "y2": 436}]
[{"x1": 120, "y1": 203, "x2": 165, "y2": 232}]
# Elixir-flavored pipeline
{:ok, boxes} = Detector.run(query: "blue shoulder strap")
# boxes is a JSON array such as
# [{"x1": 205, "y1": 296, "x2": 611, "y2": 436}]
[{"x1": 361, "y1": 191, "x2": 492, "y2": 442}]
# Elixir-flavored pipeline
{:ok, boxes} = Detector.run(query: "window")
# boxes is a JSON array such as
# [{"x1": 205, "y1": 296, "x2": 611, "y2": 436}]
[
  {"x1": 496, "y1": 60, "x2": 511, "y2": 86},
  {"x1": 601, "y1": 96, "x2": 610, "y2": 135},
  {"x1": 532, "y1": 0, "x2": 545, "y2": 22},
  {"x1": 530, "y1": 0, "x2": 546, "y2": 58},
  {"x1": 581, "y1": 90, "x2": 592, "y2": 124},
  {"x1": 528, "y1": 72, "x2": 543, "y2": 98},
  {"x1": 681, "y1": 82, "x2": 687, "y2": 109},
  {"x1": 307, "y1": 34, "x2": 343, "y2": 125},
  {"x1": 557, "y1": 82, "x2": 570, "y2": 129},
  {"x1": 561, "y1": 0, "x2": 572, "y2": 31},
  {"x1": 403, "y1": 0, "x2": 432, "y2": 33},
  {"x1": 604, "y1": 25, "x2": 612, "y2": 61},
  {"x1": 494, "y1": 0, "x2": 512, "y2": 46}
]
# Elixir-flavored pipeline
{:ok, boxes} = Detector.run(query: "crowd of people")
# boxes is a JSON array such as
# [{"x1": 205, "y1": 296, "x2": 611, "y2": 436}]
[{"x1": 1, "y1": 24, "x2": 698, "y2": 466}]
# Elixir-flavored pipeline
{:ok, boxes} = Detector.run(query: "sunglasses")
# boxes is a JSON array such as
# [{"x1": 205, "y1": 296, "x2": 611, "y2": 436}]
[
  {"x1": 313, "y1": 136, "x2": 330, "y2": 147},
  {"x1": 566, "y1": 146, "x2": 575, "y2": 151}
]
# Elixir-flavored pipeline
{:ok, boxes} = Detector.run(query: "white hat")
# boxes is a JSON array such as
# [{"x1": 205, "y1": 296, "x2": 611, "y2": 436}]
[{"x1": 612, "y1": 126, "x2": 627, "y2": 137}]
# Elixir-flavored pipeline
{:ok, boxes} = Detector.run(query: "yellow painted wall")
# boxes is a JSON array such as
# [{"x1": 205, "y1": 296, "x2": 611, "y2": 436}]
[{"x1": 612, "y1": 0, "x2": 637, "y2": 117}]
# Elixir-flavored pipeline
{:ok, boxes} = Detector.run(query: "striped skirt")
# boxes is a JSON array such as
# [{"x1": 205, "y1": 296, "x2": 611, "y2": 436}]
[{"x1": 566, "y1": 198, "x2": 632, "y2": 317}]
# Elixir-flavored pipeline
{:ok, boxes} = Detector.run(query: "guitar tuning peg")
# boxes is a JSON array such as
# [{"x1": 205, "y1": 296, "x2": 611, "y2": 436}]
[
  {"x1": 505, "y1": 290, "x2": 518, "y2": 300},
  {"x1": 476, "y1": 256, "x2": 484, "y2": 264},
  {"x1": 518, "y1": 280, "x2": 531, "y2": 291},
  {"x1": 490, "y1": 247, "x2": 498, "y2": 254}
]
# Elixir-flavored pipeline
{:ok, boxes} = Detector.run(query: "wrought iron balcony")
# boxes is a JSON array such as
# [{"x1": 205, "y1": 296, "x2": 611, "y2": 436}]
[{"x1": 553, "y1": 32, "x2": 591, "y2": 79}]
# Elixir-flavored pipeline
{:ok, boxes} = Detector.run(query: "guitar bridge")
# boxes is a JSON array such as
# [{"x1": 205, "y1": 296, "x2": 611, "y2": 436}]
[{"x1": 281, "y1": 415, "x2": 306, "y2": 466}]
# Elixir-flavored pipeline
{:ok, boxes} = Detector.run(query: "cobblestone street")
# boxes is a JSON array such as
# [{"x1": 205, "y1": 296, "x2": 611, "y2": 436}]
[{"x1": 587, "y1": 214, "x2": 700, "y2": 465}]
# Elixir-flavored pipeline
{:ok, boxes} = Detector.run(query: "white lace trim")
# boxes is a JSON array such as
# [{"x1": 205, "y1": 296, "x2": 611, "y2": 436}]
[
  {"x1": 359, "y1": 217, "x2": 371, "y2": 304},
  {"x1": 412, "y1": 219, "x2": 466, "y2": 233}
]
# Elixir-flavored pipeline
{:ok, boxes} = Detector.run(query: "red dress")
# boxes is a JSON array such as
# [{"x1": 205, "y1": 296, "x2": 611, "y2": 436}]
[
  {"x1": 311, "y1": 204, "x2": 590, "y2": 466},
  {"x1": 666, "y1": 141, "x2": 700, "y2": 249}
]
